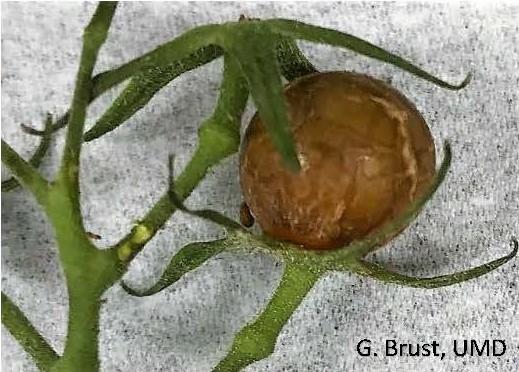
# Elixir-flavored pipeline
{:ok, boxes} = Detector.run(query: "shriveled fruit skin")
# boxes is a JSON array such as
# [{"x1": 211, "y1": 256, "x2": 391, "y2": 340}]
[{"x1": 239, "y1": 71, "x2": 436, "y2": 250}]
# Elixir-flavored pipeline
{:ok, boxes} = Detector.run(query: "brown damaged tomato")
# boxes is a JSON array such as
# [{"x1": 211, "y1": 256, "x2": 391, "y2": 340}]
[{"x1": 239, "y1": 71, "x2": 436, "y2": 250}]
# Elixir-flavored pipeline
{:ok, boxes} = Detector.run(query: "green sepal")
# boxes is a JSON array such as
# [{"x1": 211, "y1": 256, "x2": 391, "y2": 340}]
[
  {"x1": 322, "y1": 142, "x2": 452, "y2": 264},
  {"x1": 266, "y1": 19, "x2": 471, "y2": 90},
  {"x1": 231, "y1": 143, "x2": 452, "y2": 271},
  {"x1": 90, "y1": 23, "x2": 223, "y2": 93},
  {"x1": 350, "y1": 238, "x2": 518, "y2": 288},
  {"x1": 84, "y1": 45, "x2": 223, "y2": 141},
  {"x1": 275, "y1": 35, "x2": 318, "y2": 81},
  {"x1": 222, "y1": 22, "x2": 300, "y2": 172},
  {"x1": 121, "y1": 238, "x2": 232, "y2": 297}
]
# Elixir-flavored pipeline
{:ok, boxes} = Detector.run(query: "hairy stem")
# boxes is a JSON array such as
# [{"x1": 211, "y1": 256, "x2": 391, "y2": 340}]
[
  {"x1": 44, "y1": 3, "x2": 119, "y2": 371},
  {"x1": 114, "y1": 55, "x2": 248, "y2": 262},
  {"x1": 1, "y1": 140, "x2": 50, "y2": 207},
  {"x1": 2, "y1": 114, "x2": 54, "y2": 192},
  {"x1": 58, "y1": 2, "x2": 117, "y2": 222},
  {"x1": 213, "y1": 264, "x2": 320, "y2": 372},
  {"x1": 49, "y1": 290, "x2": 103, "y2": 372},
  {"x1": 1, "y1": 292, "x2": 59, "y2": 371}
]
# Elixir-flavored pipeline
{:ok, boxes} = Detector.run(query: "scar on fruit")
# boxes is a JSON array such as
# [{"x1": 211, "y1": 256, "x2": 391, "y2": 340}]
[{"x1": 239, "y1": 71, "x2": 435, "y2": 250}]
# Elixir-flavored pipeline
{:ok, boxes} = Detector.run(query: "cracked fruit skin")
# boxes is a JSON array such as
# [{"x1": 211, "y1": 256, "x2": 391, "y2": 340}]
[{"x1": 239, "y1": 71, "x2": 436, "y2": 250}]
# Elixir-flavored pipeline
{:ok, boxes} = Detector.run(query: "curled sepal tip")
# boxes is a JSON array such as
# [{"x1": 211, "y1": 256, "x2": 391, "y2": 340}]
[
  {"x1": 351, "y1": 237, "x2": 518, "y2": 289},
  {"x1": 457, "y1": 71, "x2": 473, "y2": 90},
  {"x1": 121, "y1": 238, "x2": 232, "y2": 297},
  {"x1": 266, "y1": 19, "x2": 471, "y2": 91}
]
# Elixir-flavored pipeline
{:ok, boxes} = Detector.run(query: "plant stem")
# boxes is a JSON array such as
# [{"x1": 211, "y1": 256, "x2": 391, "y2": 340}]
[
  {"x1": 2, "y1": 114, "x2": 54, "y2": 192},
  {"x1": 213, "y1": 264, "x2": 320, "y2": 372},
  {"x1": 1, "y1": 292, "x2": 59, "y2": 371},
  {"x1": 112, "y1": 128, "x2": 240, "y2": 264},
  {"x1": 45, "y1": 4, "x2": 119, "y2": 371},
  {"x1": 58, "y1": 2, "x2": 117, "y2": 221},
  {"x1": 114, "y1": 55, "x2": 248, "y2": 260},
  {"x1": 1, "y1": 140, "x2": 50, "y2": 206},
  {"x1": 49, "y1": 290, "x2": 103, "y2": 372},
  {"x1": 46, "y1": 185, "x2": 120, "y2": 371}
]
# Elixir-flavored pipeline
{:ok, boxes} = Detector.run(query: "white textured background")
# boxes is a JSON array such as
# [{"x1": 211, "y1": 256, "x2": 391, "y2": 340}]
[{"x1": 1, "y1": 2, "x2": 518, "y2": 371}]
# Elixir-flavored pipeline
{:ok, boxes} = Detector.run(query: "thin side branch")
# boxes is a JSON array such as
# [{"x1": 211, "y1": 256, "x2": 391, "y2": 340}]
[
  {"x1": 1, "y1": 140, "x2": 50, "y2": 206},
  {"x1": 111, "y1": 55, "x2": 249, "y2": 264},
  {"x1": 1, "y1": 292, "x2": 59, "y2": 371},
  {"x1": 58, "y1": 1, "x2": 117, "y2": 198},
  {"x1": 2, "y1": 114, "x2": 54, "y2": 193},
  {"x1": 168, "y1": 155, "x2": 244, "y2": 232}
]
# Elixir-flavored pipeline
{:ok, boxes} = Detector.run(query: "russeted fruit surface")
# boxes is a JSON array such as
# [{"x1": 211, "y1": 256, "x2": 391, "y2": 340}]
[{"x1": 239, "y1": 71, "x2": 436, "y2": 250}]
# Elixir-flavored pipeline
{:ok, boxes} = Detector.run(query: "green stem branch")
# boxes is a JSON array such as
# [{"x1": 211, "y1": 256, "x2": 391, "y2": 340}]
[
  {"x1": 1, "y1": 140, "x2": 50, "y2": 206},
  {"x1": 113, "y1": 54, "x2": 248, "y2": 263},
  {"x1": 214, "y1": 264, "x2": 320, "y2": 372},
  {"x1": 58, "y1": 2, "x2": 117, "y2": 220},
  {"x1": 2, "y1": 114, "x2": 54, "y2": 192},
  {"x1": 49, "y1": 288, "x2": 103, "y2": 372},
  {"x1": 43, "y1": 3, "x2": 119, "y2": 371},
  {"x1": 1, "y1": 292, "x2": 59, "y2": 371}
]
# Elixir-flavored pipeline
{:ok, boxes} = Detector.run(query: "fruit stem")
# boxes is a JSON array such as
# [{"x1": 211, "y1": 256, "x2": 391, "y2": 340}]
[{"x1": 213, "y1": 264, "x2": 320, "y2": 372}]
